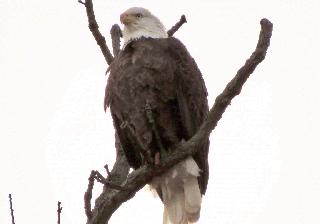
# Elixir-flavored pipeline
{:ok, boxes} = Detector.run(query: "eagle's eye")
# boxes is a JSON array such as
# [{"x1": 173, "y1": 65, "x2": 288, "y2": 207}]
[{"x1": 136, "y1": 13, "x2": 143, "y2": 18}]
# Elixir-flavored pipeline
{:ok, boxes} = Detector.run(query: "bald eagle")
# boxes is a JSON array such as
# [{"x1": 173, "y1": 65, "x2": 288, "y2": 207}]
[{"x1": 105, "y1": 7, "x2": 209, "y2": 224}]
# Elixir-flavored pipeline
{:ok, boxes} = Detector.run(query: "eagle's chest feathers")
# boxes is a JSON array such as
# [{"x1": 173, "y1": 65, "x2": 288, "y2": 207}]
[
  {"x1": 115, "y1": 64, "x2": 174, "y2": 100},
  {"x1": 111, "y1": 50, "x2": 175, "y2": 114}
]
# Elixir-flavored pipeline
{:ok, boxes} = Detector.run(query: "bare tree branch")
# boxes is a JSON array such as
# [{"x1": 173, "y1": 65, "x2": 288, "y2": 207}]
[
  {"x1": 110, "y1": 24, "x2": 122, "y2": 57},
  {"x1": 84, "y1": 135, "x2": 130, "y2": 222},
  {"x1": 9, "y1": 194, "x2": 15, "y2": 224},
  {"x1": 90, "y1": 134, "x2": 130, "y2": 223},
  {"x1": 86, "y1": 18, "x2": 273, "y2": 224},
  {"x1": 57, "y1": 201, "x2": 62, "y2": 224},
  {"x1": 167, "y1": 15, "x2": 187, "y2": 37},
  {"x1": 94, "y1": 170, "x2": 127, "y2": 191},
  {"x1": 80, "y1": 0, "x2": 114, "y2": 65},
  {"x1": 84, "y1": 165, "x2": 129, "y2": 222},
  {"x1": 78, "y1": 0, "x2": 85, "y2": 5},
  {"x1": 84, "y1": 171, "x2": 95, "y2": 220}
]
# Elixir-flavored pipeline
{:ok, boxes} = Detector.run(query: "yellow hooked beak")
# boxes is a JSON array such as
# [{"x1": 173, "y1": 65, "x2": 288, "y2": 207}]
[{"x1": 120, "y1": 13, "x2": 136, "y2": 25}]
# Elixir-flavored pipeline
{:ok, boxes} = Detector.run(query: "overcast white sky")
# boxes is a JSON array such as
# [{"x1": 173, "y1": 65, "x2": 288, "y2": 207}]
[{"x1": 1, "y1": 0, "x2": 320, "y2": 223}]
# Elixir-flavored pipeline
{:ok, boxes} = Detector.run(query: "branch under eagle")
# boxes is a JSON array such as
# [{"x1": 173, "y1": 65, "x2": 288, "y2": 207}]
[{"x1": 79, "y1": 1, "x2": 273, "y2": 224}]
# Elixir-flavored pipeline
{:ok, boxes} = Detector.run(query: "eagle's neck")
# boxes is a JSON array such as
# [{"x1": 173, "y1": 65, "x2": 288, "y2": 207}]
[{"x1": 122, "y1": 21, "x2": 168, "y2": 46}]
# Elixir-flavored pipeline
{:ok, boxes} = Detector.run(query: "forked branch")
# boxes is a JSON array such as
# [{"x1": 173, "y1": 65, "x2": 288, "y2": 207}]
[
  {"x1": 86, "y1": 18, "x2": 273, "y2": 224},
  {"x1": 84, "y1": 165, "x2": 129, "y2": 222}
]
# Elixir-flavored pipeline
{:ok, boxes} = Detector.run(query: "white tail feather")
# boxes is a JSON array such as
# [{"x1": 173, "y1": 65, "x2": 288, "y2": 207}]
[
  {"x1": 184, "y1": 177, "x2": 202, "y2": 222},
  {"x1": 150, "y1": 157, "x2": 202, "y2": 224},
  {"x1": 165, "y1": 190, "x2": 187, "y2": 224},
  {"x1": 163, "y1": 206, "x2": 170, "y2": 224}
]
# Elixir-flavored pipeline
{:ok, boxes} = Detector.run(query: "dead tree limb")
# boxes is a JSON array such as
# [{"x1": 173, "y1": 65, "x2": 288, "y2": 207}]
[
  {"x1": 110, "y1": 24, "x2": 122, "y2": 57},
  {"x1": 167, "y1": 15, "x2": 187, "y2": 37},
  {"x1": 9, "y1": 194, "x2": 15, "y2": 224},
  {"x1": 94, "y1": 170, "x2": 127, "y2": 191},
  {"x1": 84, "y1": 171, "x2": 95, "y2": 220},
  {"x1": 84, "y1": 134, "x2": 130, "y2": 222},
  {"x1": 57, "y1": 201, "x2": 62, "y2": 224},
  {"x1": 86, "y1": 18, "x2": 273, "y2": 224},
  {"x1": 84, "y1": 163, "x2": 129, "y2": 222},
  {"x1": 80, "y1": 0, "x2": 114, "y2": 65}
]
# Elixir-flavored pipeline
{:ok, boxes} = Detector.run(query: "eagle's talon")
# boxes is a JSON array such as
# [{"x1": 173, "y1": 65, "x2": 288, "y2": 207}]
[
  {"x1": 145, "y1": 101, "x2": 167, "y2": 162},
  {"x1": 154, "y1": 152, "x2": 161, "y2": 166},
  {"x1": 154, "y1": 148, "x2": 169, "y2": 166}
]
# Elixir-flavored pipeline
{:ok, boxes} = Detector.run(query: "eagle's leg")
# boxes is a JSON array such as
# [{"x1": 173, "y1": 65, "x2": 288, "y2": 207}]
[
  {"x1": 120, "y1": 121, "x2": 153, "y2": 165},
  {"x1": 145, "y1": 101, "x2": 167, "y2": 165}
]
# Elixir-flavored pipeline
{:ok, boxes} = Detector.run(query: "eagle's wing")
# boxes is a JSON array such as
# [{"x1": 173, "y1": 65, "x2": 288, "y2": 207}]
[{"x1": 166, "y1": 38, "x2": 210, "y2": 195}]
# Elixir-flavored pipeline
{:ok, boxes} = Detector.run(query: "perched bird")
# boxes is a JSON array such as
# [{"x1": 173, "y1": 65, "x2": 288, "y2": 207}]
[{"x1": 105, "y1": 7, "x2": 209, "y2": 224}]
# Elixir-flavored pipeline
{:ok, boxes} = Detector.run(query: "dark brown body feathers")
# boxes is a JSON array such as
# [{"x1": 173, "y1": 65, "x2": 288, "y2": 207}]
[{"x1": 105, "y1": 37, "x2": 209, "y2": 194}]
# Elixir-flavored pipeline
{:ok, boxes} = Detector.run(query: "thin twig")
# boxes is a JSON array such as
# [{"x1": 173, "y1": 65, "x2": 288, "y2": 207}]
[
  {"x1": 81, "y1": 0, "x2": 114, "y2": 65},
  {"x1": 167, "y1": 15, "x2": 187, "y2": 37},
  {"x1": 9, "y1": 194, "x2": 15, "y2": 224},
  {"x1": 104, "y1": 164, "x2": 111, "y2": 176},
  {"x1": 110, "y1": 24, "x2": 122, "y2": 57},
  {"x1": 57, "y1": 201, "x2": 62, "y2": 224},
  {"x1": 86, "y1": 18, "x2": 273, "y2": 224},
  {"x1": 78, "y1": 0, "x2": 85, "y2": 5},
  {"x1": 94, "y1": 171, "x2": 127, "y2": 191}
]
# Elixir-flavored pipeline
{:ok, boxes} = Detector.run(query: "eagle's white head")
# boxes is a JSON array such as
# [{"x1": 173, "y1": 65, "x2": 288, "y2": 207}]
[{"x1": 120, "y1": 7, "x2": 168, "y2": 46}]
